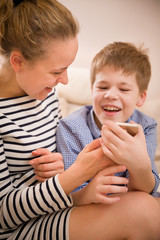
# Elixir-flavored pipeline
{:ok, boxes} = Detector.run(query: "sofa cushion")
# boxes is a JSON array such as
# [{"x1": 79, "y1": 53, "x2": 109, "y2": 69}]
[{"x1": 57, "y1": 67, "x2": 92, "y2": 105}]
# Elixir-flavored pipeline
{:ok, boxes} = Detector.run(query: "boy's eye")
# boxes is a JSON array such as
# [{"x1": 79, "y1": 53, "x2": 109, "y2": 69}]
[
  {"x1": 120, "y1": 88, "x2": 130, "y2": 92},
  {"x1": 98, "y1": 86, "x2": 108, "y2": 90}
]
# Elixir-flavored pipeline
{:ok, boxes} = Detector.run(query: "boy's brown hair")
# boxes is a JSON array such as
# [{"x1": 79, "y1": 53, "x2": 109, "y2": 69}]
[{"x1": 90, "y1": 42, "x2": 151, "y2": 93}]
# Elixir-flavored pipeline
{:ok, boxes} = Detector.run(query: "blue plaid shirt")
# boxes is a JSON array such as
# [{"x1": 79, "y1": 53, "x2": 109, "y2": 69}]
[{"x1": 56, "y1": 105, "x2": 160, "y2": 195}]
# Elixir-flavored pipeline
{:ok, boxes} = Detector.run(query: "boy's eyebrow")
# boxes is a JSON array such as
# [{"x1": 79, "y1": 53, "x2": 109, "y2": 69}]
[
  {"x1": 96, "y1": 80, "x2": 108, "y2": 84},
  {"x1": 119, "y1": 82, "x2": 133, "y2": 87},
  {"x1": 96, "y1": 80, "x2": 133, "y2": 87}
]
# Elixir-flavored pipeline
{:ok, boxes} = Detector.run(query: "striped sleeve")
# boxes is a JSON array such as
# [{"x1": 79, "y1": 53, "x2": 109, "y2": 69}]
[{"x1": 0, "y1": 156, "x2": 73, "y2": 230}]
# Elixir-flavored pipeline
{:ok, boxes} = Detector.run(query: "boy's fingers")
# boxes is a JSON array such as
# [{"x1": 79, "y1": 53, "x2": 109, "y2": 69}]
[
  {"x1": 101, "y1": 176, "x2": 129, "y2": 186},
  {"x1": 101, "y1": 165, "x2": 126, "y2": 176},
  {"x1": 101, "y1": 196, "x2": 120, "y2": 205},
  {"x1": 100, "y1": 185, "x2": 128, "y2": 195}
]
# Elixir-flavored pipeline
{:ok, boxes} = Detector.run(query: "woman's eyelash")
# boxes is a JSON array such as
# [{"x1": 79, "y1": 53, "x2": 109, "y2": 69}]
[{"x1": 53, "y1": 72, "x2": 62, "y2": 75}]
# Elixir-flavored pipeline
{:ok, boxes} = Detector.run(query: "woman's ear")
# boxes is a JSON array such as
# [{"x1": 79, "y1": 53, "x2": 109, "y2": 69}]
[
  {"x1": 136, "y1": 91, "x2": 147, "y2": 107},
  {"x1": 10, "y1": 51, "x2": 24, "y2": 72}
]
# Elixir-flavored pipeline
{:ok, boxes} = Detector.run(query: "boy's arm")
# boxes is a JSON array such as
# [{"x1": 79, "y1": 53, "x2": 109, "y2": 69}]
[
  {"x1": 127, "y1": 162, "x2": 155, "y2": 193},
  {"x1": 127, "y1": 122, "x2": 159, "y2": 194},
  {"x1": 123, "y1": 124, "x2": 156, "y2": 193},
  {"x1": 71, "y1": 165, "x2": 128, "y2": 206}
]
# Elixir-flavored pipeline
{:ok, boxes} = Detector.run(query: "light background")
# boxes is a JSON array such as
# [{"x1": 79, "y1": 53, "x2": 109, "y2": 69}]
[{"x1": 59, "y1": 0, "x2": 160, "y2": 100}]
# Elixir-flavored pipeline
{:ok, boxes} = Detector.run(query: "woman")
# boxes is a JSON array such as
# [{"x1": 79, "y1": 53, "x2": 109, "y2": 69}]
[{"x1": 0, "y1": 0, "x2": 160, "y2": 239}]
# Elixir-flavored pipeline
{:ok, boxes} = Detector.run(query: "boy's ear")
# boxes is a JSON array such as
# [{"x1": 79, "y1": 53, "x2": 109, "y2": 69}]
[
  {"x1": 10, "y1": 51, "x2": 24, "y2": 72},
  {"x1": 136, "y1": 91, "x2": 147, "y2": 107}
]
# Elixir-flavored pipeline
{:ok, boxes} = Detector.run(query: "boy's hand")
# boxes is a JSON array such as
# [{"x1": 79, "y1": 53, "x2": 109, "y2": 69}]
[
  {"x1": 72, "y1": 165, "x2": 128, "y2": 206},
  {"x1": 29, "y1": 149, "x2": 64, "y2": 182},
  {"x1": 100, "y1": 121, "x2": 155, "y2": 193},
  {"x1": 100, "y1": 121, "x2": 150, "y2": 172}
]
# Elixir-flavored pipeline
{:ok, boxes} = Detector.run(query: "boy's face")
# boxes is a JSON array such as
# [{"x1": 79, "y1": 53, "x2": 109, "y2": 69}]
[{"x1": 91, "y1": 65, "x2": 146, "y2": 129}]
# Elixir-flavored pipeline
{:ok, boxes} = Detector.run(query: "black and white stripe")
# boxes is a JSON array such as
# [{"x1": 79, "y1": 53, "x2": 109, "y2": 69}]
[{"x1": 0, "y1": 89, "x2": 73, "y2": 239}]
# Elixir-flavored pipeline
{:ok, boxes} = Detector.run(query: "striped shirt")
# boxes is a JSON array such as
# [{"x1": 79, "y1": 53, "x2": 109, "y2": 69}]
[
  {"x1": 0, "y1": 89, "x2": 73, "y2": 240},
  {"x1": 56, "y1": 105, "x2": 160, "y2": 195}
]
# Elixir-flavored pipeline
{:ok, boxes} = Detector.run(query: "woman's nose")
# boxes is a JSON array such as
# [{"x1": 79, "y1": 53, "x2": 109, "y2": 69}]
[{"x1": 58, "y1": 71, "x2": 68, "y2": 85}]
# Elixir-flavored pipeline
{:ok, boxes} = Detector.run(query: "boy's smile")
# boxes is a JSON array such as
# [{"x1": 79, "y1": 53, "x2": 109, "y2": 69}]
[
  {"x1": 91, "y1": 65, "x2": 146, "y2": 129},
  {"x1": 102, "y1": 104, "x2": 121, "y2": 116}
]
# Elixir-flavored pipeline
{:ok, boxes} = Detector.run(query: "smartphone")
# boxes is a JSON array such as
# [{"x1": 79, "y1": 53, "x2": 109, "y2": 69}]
[{"x1": 116, "y1": 122, "x2": 139, "y2": 136}]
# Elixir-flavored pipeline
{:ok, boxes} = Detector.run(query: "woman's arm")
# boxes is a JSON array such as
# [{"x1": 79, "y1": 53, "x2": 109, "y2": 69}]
[
  {"x1": 0, "y1": 139, "x2": 71, "y2": 230},
  {"x1": 58, "y1": 138, "x2": 112, "y2": 195}
]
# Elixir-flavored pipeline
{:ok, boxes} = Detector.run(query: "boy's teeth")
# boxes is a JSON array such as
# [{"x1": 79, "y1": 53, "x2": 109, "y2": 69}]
[{"x1": 104, "y1": 106, "x2": 119, "y2": 111}]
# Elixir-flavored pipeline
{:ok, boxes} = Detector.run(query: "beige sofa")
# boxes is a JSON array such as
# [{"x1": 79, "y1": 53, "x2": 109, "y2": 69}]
[{"x1": 57, "y1": 67, "x2": 160, "y2": 174}]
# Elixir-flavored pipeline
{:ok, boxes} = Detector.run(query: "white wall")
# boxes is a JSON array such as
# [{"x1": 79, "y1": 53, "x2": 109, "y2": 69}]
[{"x1": 59, "y1": 0, "x2": 160, "y2": 100}]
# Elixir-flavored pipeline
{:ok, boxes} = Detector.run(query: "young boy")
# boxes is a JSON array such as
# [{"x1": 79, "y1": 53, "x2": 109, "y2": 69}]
[
  {"x1": 29, "y1": 42, "x2": 160, "y2": 239},
  {"x1": 55, "y1": 41, "x2": 159, "y2": 194}
]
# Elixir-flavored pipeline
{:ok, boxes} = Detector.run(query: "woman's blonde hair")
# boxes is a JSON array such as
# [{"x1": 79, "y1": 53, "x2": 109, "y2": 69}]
[
  {"x1": 0, "y1": 0, "x2": 79, "y2": 61},
  {"x1": 90, "y1": 42, "x2": 151, "y2": 92}
]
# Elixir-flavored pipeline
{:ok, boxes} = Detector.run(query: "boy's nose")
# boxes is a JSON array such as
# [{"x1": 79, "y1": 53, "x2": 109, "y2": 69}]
[{"x1": 104, "y1": 89, "x2": 118, "y2": 99}]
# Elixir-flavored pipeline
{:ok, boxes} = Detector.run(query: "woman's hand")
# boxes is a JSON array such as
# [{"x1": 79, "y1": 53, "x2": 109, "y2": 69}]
[
  {"x1": 72, "y1": 165, "x2": 128, "y2": 206},
  {"x1": 74, "y1": 138, "x2": 115, "y2": 181},
  {"x1": 29, "y1": 148, "x2": 64, "y2": 182},
  {"x1": 58, "y1": 138, "x2": 115, "y2": 195}
]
